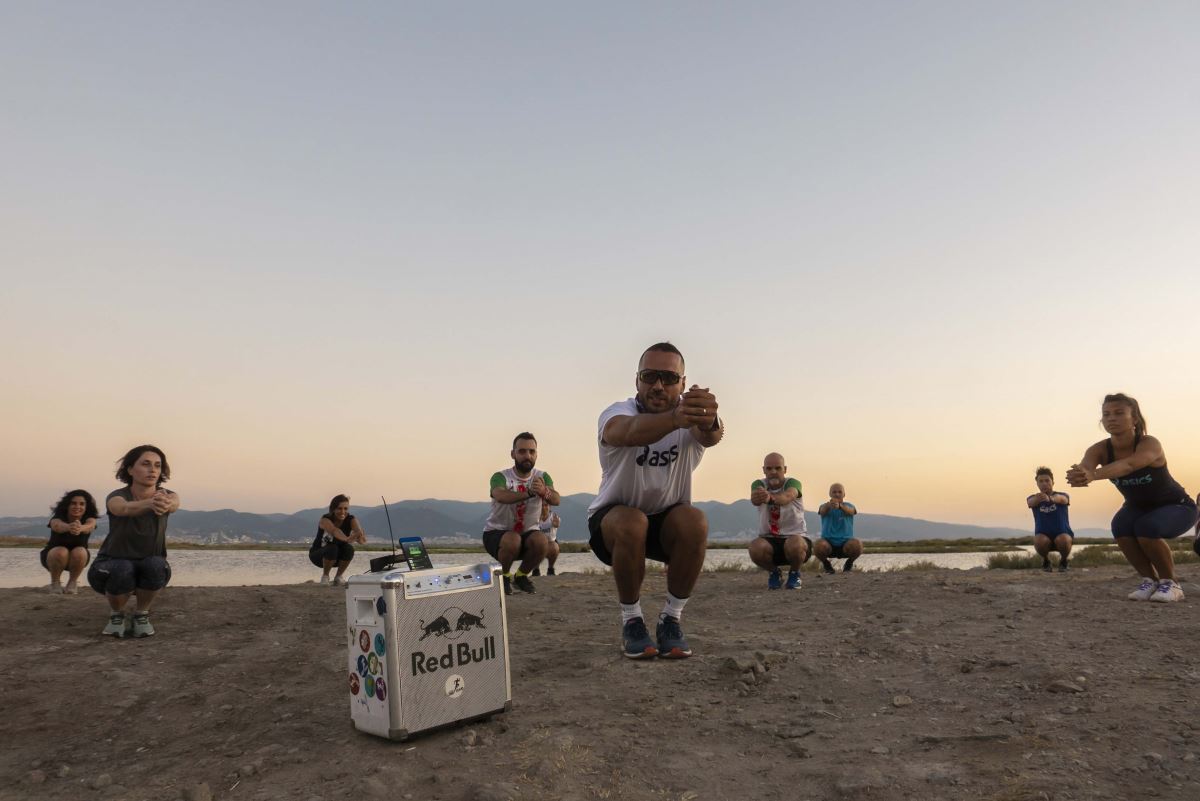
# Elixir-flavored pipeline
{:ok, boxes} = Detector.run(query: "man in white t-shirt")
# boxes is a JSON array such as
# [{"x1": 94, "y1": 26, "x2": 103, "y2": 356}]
[
  {"x1": 749, "y1": 452, "x2": 811, "y2": 590},
  {"x1": 587, "y1": 342, "x2": 724, "y2": 660},
  {"x1": 482, "y1": 433, "x2": 560, "y2": 595},
  {"x1": 532, "y1": 505, "x2": 561, "y2": 577}
]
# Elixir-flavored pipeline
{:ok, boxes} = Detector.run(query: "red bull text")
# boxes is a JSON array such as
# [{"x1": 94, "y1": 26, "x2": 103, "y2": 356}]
[{"x1": 411, "y1": 636, "x2": 497, "y2": 676}]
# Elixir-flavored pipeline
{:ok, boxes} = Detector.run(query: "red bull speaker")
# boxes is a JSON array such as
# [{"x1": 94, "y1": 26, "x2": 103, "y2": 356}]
[{"x1": 345, "y1": 562, "x2": 511, "y2": 740}]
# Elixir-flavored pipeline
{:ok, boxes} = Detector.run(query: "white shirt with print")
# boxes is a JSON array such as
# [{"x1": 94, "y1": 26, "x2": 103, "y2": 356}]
[{"x1": 587, "y1": 398, "x2": 707, "y2": 518}]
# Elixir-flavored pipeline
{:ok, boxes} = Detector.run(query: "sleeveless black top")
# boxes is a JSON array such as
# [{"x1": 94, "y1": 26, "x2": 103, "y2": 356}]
[
  {"x1": 1104, "y1": 436, "x2": 1189, "y2": 510},
  {"x1": 312, "y1": 513, "x2": 355, "y2": 549}
]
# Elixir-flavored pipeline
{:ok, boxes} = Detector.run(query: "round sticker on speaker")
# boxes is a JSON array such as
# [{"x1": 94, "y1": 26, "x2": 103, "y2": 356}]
[{"x1": 444, "y1": 674, "x2": 465, "y2": 699}]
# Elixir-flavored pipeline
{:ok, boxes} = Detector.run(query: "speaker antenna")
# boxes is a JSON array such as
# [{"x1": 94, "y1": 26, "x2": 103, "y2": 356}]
[{"x1": 381, "y1": 495, "x2": 398, "y2": 558}]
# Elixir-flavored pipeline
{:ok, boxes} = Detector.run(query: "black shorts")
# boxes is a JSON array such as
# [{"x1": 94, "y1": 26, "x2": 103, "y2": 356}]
[
  {"x1": 760, "y1": 535, "x2": 813, "y2": 567},
  {"x1": 40, "y1": 544, "x2": 90, "y2": 570},
  {"x1": 1034, "y1": 530, "x2": 1074, "y2": 540},
  {"x1": 821, "y1": 540, "x2": 854, "y2": 559},
  {"x1": 482, "y1": 529, "x2": 539, "y2": 561},
  {"x1": 587, "y1": 503, "x2": 682, "y2": 566},
  {"x1": 309, "y1": 540, "x2": 355, "y2": 566}
]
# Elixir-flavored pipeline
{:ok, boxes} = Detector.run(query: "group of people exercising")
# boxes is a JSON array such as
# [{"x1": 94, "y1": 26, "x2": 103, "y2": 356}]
[{"x1": 37, "y1": 348, "x2": 1200, "y2": 650}]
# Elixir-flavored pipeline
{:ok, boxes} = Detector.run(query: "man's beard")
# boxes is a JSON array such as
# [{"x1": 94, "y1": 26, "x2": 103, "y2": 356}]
[{"x1": 514, "y1": 459, "x2": 534, "y2": 473}]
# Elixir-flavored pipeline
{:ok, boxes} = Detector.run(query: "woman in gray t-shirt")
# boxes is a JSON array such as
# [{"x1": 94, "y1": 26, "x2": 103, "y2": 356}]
[{"x1": 87, "y1": 444, "x2": 180, "y2": 638}]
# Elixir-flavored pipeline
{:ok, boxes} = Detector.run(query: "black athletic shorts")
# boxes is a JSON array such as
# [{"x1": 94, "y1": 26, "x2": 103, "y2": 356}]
[
  {"x1": 40, "y1": 544, "x2": 90, "y2": 570},
  {"x1": 482, "y1": 529, "x2": 540, "y2": 561},
  {"x1": 309, "y1": 540, "x2": 355, "y2": 566},
  {"x1": 587, "y1": 503, "x2": 682, "y2": 566},
  {"x1": 1034, "y1": 530, "x2": 1074, "y2": 540},
  {"x1": 821, "y1": 540, "x2": 853, "y2": 559},
  {"x1": 760, "y1": 535, "x2": 813, "y2": 567}
]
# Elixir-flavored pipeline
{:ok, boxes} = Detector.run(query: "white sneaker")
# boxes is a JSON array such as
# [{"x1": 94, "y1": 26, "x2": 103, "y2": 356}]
[
  {"x1": 332, "y1": 577, "x2": 344, "y2": 587},
  {"x1": 47, "y1": 582, "x2": 63, "y2": 594},
  {"x1": 319, "y1": 575, "x2": 330, "y2": 585},
  {"x1": 1150, "y1": 580, "x2": 1185, "y2": 603},
  {"x1": 1128, "y1": 578, "x2": 1157, "y2": 601}
]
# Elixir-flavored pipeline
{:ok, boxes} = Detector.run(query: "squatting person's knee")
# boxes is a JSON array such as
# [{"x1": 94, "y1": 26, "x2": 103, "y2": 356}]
[
  {"x1": 525, "y1": 531, "x2": 550, "y2": 559},
  {"x1": 748, "y1": 540, "x2": 773, "y2": 566},
  {"x1": 607, "y1": 508, "x2": 650, "y2": 549}
]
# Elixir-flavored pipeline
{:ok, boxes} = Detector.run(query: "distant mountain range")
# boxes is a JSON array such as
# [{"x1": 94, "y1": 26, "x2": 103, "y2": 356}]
[{"x1": 0, "y1": 494, "x2": 1108, "y2": 545}]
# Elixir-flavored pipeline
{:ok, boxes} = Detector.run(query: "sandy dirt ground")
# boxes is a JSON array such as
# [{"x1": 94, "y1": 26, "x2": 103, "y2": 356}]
[{"x1": 4, "y1": 563, "x2": 1200, "y2": 801}]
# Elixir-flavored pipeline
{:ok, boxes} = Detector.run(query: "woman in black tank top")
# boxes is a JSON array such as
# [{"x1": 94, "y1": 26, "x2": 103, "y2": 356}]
[
  {"x1": 1067, "y1": 394, "x2": 1198, "y2": 602},
  {"x1": 310, "y1": 494, "x2": 367, "y2": 586}
]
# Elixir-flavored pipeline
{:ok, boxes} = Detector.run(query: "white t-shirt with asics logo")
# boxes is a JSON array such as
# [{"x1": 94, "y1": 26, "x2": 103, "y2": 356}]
[
  {"x1": 484, "y1": 468, "x2": 551, "y2": 533},
  {"x1": 587, "y1": 398, "x2": 707, "y2": 518}
]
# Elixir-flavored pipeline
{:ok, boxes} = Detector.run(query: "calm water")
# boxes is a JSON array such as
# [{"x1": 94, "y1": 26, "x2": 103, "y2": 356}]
[{"x1": 0, "y1": 546, "x2": 1047, "y2": 589}]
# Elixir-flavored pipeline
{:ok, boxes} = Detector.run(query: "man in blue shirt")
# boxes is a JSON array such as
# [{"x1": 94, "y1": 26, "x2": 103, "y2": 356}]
[
  {"x1": 816, "y1": 483, "x2": 862, "y2": 573},
  {"x1": 1027, "y1": 466, "x2": 1073, "y2": 572}
]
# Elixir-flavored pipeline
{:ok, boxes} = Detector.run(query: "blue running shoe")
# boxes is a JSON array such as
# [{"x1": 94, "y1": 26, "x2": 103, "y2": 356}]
[
  {"x1": 767, "y1": 568, "x2": 782, "y2": 590},
  {"x1": 785, "y1": 570, "x2": 801, "y2": 590},
  {"x1": 656, "y1": 615, "x2": 692, "y2": 659},
  {"x1": 622, "y1": 618, "x2": 658, "y2": 659}
]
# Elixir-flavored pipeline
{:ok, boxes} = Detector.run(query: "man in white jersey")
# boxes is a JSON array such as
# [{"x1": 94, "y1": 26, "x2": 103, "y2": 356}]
[
  {"x1": 532, "y1": 505, "x2": 561, "y2": 577},
  {"x1": 587, "y1": 342, "x2": 724, "y2": 659},
  {"x1": 749, "y1": 452, "x2": 811, "y2": 590},
  {"x1": 482, "y1": 433, "x2": 560, "y2": 595}
]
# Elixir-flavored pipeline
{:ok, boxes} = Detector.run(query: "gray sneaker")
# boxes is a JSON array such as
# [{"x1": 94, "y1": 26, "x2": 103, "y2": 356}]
[
  {"x1": 622, "y1": 618, "x2": 658, "y2": 659},
  {"x1": 102, "y1": 613, "x2": 127, "y2": 638},
  {"x1": 131, "y1": 612, "x2": 155, "y2": 638},
  {"x1": 655, "y1": 615, "x2": 693, "y2": 659}
]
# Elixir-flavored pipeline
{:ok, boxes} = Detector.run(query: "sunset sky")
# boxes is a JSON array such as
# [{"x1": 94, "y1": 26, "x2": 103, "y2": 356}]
[{"x1": 2, "y1": 2, "x2": 1197, "y2": 530}]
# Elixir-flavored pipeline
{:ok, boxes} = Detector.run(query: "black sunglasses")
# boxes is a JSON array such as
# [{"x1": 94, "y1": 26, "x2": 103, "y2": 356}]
[{"x1": 637, "y1": 369, "x2": 682, "y2": 386}]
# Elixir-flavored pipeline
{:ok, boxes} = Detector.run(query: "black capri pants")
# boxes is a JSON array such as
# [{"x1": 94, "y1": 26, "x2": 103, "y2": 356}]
[{"x1": 88, "y1": 556, "x2": 172, "y2": 596}]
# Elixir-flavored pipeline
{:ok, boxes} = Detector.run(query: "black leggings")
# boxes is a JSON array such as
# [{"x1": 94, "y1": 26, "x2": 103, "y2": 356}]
[{"x1": 1111, "y1": 498, "x2": 1198, "y2": 540}]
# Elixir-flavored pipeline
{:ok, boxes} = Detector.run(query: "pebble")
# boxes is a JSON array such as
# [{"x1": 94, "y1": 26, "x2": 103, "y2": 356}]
[
  {"x1": 925, "y1": 769, "x2": 957, "y2": 785},
  {"x1": 1047, "y1": 680, "x2": 1085, "y2": 694},
  {"x1": 893, "y1": 695, "x2": 913, "y2": 707},
  {"x1": 184, "y1": 783, "x2": 213, "y2": 801},
  {"x1": 56, "y1": 765, "x2": 71, "y2": 778},
  {"x1": 361, "y1": 777, "x2": 389, "y2": 798},
  {"x1": 785, "y1": 740, "x2": 809, "y2": 757},
  {"x1": 462, "y1": 729, "x2": 478, "y2": 747},
  {"x1": 93, "y1": 773, "x2": 113, "y2": 789},
  {"x1": 239, "y1": 764, "x2": 256, "y2": 777},
  {"x1": 472, "y1": 782, "x2": 519, "y2": 801},
  {"x1": 28, "y1": 770, "x2": 46, "y2": 784},
  {"x1": 870, "y1": 746, "x2": 891, "y2": 755},
  {"x1": 1144, "y1": 752, "x2": 1166, "y2": 764},
  {"x1": 723, "y1": 657, "x2": 758, "y2": 673}
]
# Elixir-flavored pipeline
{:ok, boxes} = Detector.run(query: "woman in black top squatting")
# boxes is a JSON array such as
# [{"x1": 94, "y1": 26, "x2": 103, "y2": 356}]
[
  {"x1": 1067, "y1": 394, "x2": 1198, "y2": 602},
  {"x1": 88, "y1": 445, "x2": 180, "y2": 637},
  {"x1": 42, "y1": 489, "x2": 100, "y2": 594}
]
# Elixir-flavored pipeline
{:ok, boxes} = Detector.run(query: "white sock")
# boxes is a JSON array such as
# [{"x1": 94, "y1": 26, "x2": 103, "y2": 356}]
[
  {"x1": 661, "y1": 592, "x2": 688, "y2": 622},
  {"x1": 620, "y1": 601, "x2": 643, "y2": 625}
]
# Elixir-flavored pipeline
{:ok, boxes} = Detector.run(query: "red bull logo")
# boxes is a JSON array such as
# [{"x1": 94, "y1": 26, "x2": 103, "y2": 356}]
[{"x1": 411, "y1": 636, "x2": 497, "y2": 676}]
